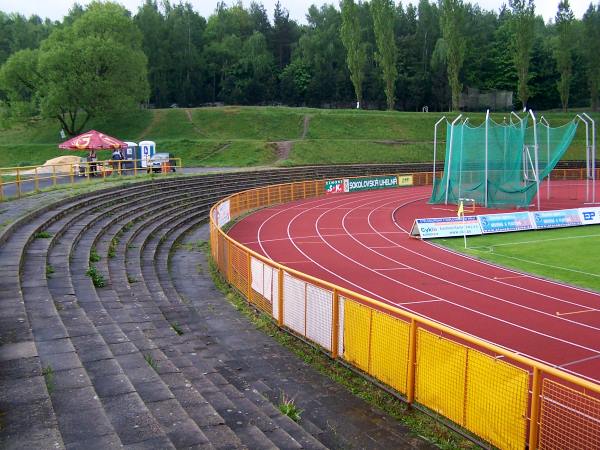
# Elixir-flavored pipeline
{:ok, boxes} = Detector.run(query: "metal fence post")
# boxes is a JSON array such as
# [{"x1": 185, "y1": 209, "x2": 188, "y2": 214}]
[
  {"x1": 332, "y1": 289, "x2": 340, "y2": 358},
  {"x1": 278, "y1": 268, "x2": 284, "y2": 326},
  {"x1": 52, "y1": 165, "x2": 57, "y2": 187},
  {"x1": 528, "y1": 367, "x2": 542, "y2": 450},
  {"x1": 16, "y1": 168, "x2": 21, "y2": 198},
  {"x1": 34, "y1": 167, "x2": 39, "y2": 192},
  {"x1": 246, "y1": 251, "x2": 252, "y2": 301},
  {"x1": 406, "y1": 318, "x2": 418, "y2": 405}
]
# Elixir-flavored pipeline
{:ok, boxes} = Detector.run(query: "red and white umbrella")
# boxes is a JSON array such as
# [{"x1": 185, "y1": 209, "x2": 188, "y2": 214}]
[{"x1": 59, "y1": 130, "x2": 127, "y2": 150}]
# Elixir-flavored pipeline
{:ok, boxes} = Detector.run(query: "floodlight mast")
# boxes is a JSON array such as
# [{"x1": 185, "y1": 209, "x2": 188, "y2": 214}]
[
  {"x1": 444, "y1": 114, "x2": 462, "y2": 205},
  {"x1": 582, "y1": 113, "x2": 596, "y2": 203},
  {"x1": 529, "y1": 110, "x2": 540, "y2": 210},
  {"x1": 540, "y1": 116, "x2": 551, "y2": 200},
  {"x1": 432, "y1": 116, "x2": 447, "y2": 193}
]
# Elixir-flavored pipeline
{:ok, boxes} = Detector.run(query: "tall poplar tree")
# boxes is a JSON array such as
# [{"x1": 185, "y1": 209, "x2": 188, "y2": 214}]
[
  {"x1": 440, "y1": 0, "x2": 465, "y2": 111},
  {"x1": 554, "y1": 0, "x2": 574, "y2": 112},
  {"x1": 340, "y1": 0, "x2": 367, "y2": 108},
  {"x1": 583, "y1": 3, "x2": 600, "y2": 111},
  {"x1": 509, "y1": 0, "x2": 535, "y2": 109},
  {"x1": 371, "y1": 0, "x2": 397, "y2": 110}
]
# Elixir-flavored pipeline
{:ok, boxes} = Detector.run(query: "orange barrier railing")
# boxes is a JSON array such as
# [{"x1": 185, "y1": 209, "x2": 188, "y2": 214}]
[
  {"x1": 0, "y1": 158, "x2": 183, "y2": 201},
  {"x1": 210, "y1": 171, "x2": 600, "y2": 450}
]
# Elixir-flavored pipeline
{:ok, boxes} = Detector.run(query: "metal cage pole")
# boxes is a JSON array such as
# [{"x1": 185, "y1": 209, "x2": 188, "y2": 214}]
[
  {"x1": 485, "y1": 110, "x2": 490, "y2": 208},
  {"x1": 540, "y1": 116, "x2": 551, "y2": 200},
  {"x1": 458, "y1": 118, "x2": 469, "y2": 202},
  {"x1": 433, "y1": 116, "x2": 447, "y2": 193},
  {"x1": 444, "y1": 114, "x2": 463, "y2": 205},
  {"x1": 576, "y1": 114, "x2": 590, "y2": 202},
  {"x1": 529, "y1": 110, "x2": 540, "y2": 210},
  {"x1": 583, "y1": 113, "x2": 596, "y2": 203}
]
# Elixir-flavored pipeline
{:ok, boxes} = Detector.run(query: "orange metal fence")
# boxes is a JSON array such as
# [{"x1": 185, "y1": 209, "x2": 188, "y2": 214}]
[
  {"x1": 0, "y1": 158, "x2": 183, "y2": 201},
  {"x1": 210, "y1": 171, "x2": 600, "y2": 450}
]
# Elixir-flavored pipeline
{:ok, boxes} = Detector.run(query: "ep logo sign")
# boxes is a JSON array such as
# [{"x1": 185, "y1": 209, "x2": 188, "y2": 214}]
[{"x1": 582, "y1": 211, "x2": 596, "y2": 221}]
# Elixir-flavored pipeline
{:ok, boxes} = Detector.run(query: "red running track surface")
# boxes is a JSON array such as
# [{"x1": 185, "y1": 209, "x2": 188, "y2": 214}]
[{"x1": 228, "y1": 180, "x2": 600, "y2": 383}]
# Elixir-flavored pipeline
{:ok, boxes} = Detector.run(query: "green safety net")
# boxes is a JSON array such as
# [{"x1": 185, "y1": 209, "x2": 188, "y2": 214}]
[{"x1": 429, "y1": 117, "x2": 578, "y2": 208}]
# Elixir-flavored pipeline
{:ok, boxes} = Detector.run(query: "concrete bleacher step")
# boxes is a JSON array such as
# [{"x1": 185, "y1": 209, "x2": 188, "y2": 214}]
[
  {"x1": 59, "y1": 186, "x2": 304, "y2": 449},
  {"x1": 116, "y1": 201, "x2": 323, "y2": 449},
  {"x1": 1, "y1": 167, "x2": 442, "y2": 449}
]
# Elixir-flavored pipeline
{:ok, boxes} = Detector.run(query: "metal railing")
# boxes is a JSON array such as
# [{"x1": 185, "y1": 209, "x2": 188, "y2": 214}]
[
  {"x1": 210, "y1": 170, "x2": 600, "y2": 450},
  {"x1": 0, "y1": 158, "x2": 183, "y2": 201}
]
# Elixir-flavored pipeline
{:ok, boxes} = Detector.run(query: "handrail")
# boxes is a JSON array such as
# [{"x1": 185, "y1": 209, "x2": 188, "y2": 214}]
[{"x1": 0, "y1": 157, "x2": 184, "y2": 201}]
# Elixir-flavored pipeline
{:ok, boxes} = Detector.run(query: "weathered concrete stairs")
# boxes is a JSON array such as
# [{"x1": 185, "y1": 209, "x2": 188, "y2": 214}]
[{"x1": 0, "y1": 167, "x2": 436, "y2": 449}]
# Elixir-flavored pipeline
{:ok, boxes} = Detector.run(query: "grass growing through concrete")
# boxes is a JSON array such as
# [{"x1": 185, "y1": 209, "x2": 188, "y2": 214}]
[
  {"x1": 278, "y1": 393, "x2": 302, "y2": 423},
  {"x1": 86, "y1": 265, "x2": 106, "y2": 288},
  {"x1": 34, "y1": 231, "x2": 52, "y2": 239},
  {"x1": 42, "y1": 365, "x2": 54, "y2": 394},
  {"x1": 203, "y1": 244, "x2": 475, "y2": 449}
]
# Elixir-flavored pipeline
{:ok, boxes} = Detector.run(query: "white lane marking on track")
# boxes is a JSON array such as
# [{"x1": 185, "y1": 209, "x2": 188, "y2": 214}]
[
  {"x1": 559, "y1": 353, "x2": 600, "y2": 368},
  {"x1": 398, "y1": 299, "x2": 442, "y2": 305},
  {"x1": 374, "y1": 267, "x2": 412, "y2": 271}
]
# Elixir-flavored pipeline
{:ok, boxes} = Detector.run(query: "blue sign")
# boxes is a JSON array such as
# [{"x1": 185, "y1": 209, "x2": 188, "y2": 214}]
[
  {"x1": 478, "y1": 212, "x2": 534, "y2": 234},
  {"x1": 532, "y1": 209, "x2": 582, "y2": 229},
  {"x1": 414, "y1": 216, "x2": 482, "y2": 239}
]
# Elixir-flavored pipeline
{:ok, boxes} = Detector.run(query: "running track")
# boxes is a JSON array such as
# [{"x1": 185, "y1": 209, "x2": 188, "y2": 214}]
[{"x1": 228, "y1": 182, "x2": 600, "y2": 384}]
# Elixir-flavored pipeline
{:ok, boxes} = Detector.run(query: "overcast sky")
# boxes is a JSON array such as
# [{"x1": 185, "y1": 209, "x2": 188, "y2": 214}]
[{"x1": 0, "y1": 0, "x2": 595, "y2": 24}]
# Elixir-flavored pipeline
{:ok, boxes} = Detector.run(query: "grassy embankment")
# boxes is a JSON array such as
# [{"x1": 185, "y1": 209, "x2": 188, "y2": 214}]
[{"x1": 0, "y1": 106, "x2": 597, "y2": 168}]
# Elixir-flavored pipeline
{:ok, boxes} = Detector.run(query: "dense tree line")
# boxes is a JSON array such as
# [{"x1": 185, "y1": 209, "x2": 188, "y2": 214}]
[{"x1": 0, "y1": 0, "x2": 599, "y2": 133}]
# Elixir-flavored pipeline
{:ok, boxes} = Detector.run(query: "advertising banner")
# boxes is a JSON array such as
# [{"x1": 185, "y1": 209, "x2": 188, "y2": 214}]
[
  {"x1": 347, "y1": 175, "x2": 399, "y2": 192},
  {"x1": 412, "y1": 216, "x2": 482, "y2": 239},
  {"x1": 532, "y1": 209, "x2": 582, "y2": 229},
  {"x1": 578, "y1": 207, "x2": 600, "y2": 225},
  {"x1": 325, "y1": 179, "x2": 346, "y2": 194},
  {"x1": 398, "y1": 175, "x2": 414, "y2": 186},
  {"x1": 478, "y1": 212, "x2": 535, "y2": 234}
]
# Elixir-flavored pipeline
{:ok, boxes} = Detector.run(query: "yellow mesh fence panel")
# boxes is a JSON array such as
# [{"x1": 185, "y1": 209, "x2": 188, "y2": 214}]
[
  {"x1": 292, "y1": 182, "x2": 303, "y2": 200},
  {"x1": 540, "y1": 379, "x2": 600, "y2": 450},
  {"x1": 304, "y1": 181, "x2": 316, "y2": 198},
  {"x1": 217, "y1": 234, "x2": 227, "y2": 274},
  {"x1": 269, "y1": 185, "x2": 281, "y2": 204},
  {"x1": 370, "y1": 311, "x2": 410, "y2": 395},
  {"x1": 281, "y1": 184, "x2": 292, "y2": 203},
  {"x1": 465, "y1": 350, "x2": 529, "y2": 450},
  {"x1": 416, "y1": 329, "x2": 467, "y2": 425},
  {"x1": 258, "y1": 187, "x2": 268, "y2": 207},
  {"x1": 343, "y1": 299, "x2": 372, "y2": 373},
  {"x1": 229, "y1": 243, "x2": 249, "y2": 295}
]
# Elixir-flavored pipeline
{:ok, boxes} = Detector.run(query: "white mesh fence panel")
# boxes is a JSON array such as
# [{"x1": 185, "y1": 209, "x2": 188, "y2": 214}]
[
  {"x1": 306, "y1": 285, "x2": 333, "y2": 351},
  {"x1": 283, "y1": 273, "x2": 306, "y2": 335}
]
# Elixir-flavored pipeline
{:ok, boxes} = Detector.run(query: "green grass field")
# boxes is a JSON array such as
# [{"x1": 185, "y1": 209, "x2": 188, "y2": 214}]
[
  {"x1": 0, "y1": 106, "x2": 597, "y2": 168},
  {"x1": 438, "y1": 225, "x2": 600, "y2": 292}
]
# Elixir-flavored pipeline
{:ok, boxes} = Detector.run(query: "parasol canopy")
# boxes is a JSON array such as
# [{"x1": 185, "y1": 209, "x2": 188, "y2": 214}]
[{"x1": 59, "y1": 130, "x2": 127, "y2": 150}]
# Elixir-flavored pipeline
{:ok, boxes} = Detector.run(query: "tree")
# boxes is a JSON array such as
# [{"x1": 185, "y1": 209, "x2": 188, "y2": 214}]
[
  {"x1": 340, "y1": 0, "x2": 367, "y2": 108},
  {"x1": 509, "y1": 0, "x2": 535, "y2": 109},
  {"x1": 554, "y1": 0, "x2": 574, "y2": 111},
  {"x1": 583, "y1": 3, "x2": 600, "y2": 110},
  {"x1": 440, "y1": 0, "x2": 466, "y2": 111},
  {"x1": 0, "y1": 48, "x2": 42, "y2": 118},
  {"x1": 371, "y1": 0, "x2": 397, "y2": 110}
]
